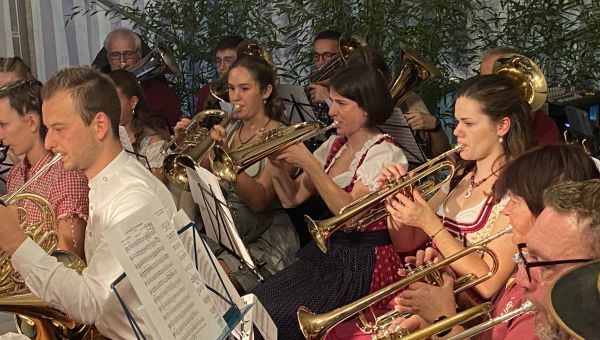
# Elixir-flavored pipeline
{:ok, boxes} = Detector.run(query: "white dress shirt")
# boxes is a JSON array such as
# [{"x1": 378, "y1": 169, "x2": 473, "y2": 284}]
[{"x1": 12, "y1": 150, "x2": 177, "y2": 339}]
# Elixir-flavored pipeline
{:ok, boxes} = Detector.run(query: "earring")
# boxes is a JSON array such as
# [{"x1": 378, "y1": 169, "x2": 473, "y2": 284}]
[
  {"x1": 499, "y1": 136, "x2": 504, "y2": 143},
  {"x1": 131, "y1": 108, "x2": 136, "y2": 116},
  {"x1": 262, "y1": 98, "x2": 267, "y2": 105}
]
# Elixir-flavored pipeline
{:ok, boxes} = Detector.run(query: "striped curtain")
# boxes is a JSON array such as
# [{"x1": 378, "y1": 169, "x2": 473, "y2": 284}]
[{"x1": 0, "y1": 0, "x2": 144, "y2": 81}]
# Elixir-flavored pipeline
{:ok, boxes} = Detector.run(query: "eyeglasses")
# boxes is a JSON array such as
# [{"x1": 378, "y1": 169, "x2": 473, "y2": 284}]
[
  {"x1": 215, "y1": 56, "x2": 235, "y2": 66},
  {"x1": 513, "y1": 243, "x2": 591, "y2": 282},
  {"x1": 313, "y1": 52, "x2": 337, "y2": 62},
  {"x1": 107, "y1": 50, "x2": 139, "y2": 61}
]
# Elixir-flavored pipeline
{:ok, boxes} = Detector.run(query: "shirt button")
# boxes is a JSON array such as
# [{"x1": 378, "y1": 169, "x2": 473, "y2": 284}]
[
  {"x1": 102, "y1": 176, "x2": 108, "y2": 181},
  {"x1": 89, "y1": 205, "x2": 93, "y2": 210},
  {"x1": 88, "y1": 231, "x2": 92, "y2": 236}
]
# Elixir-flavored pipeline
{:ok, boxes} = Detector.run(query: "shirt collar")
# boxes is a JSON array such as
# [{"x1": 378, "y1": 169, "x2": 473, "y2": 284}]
[{"x1": 89, "y1": 150, "x2": 129, "y2": 189}]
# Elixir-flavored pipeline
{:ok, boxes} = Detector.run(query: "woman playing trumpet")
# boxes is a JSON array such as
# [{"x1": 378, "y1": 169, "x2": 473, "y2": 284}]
[
  {"x1": 208, "y1": 55, "x2": 299, "y2": 291},
  {"x1": 388, "y1": 144, "x2": 599, "y2": 339},
  {"x1": 252, "y1": 63, "x2": 408, "y2": 339},
  {"x1": 0, "y1": 79, "x2": 89, "y2": 260}
]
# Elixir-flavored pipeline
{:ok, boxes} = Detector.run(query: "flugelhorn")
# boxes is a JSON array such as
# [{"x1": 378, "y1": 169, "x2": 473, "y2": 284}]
[
  {"x1": 306, "y1": 144, "x2": 462, "y2": 254},
  {"x1": 0, "y1": 153, "x2": 89, "y2": 339},
  {"x1": 492, "y1": 53, "x2": 547, "y2": 112},
  {"x1": 297, "y1": 225, "x2": 512, "y2": 340},
  {"x1": 389, "y1": 43, "x2": 441, "y2": 106},
  {"x1": 163, "y1": 106, "x2": 239, "y2": 191},
  {"x1": 309, "y1": 34, "x2": 367, "y2": 84},
  {"x1": 210, "y1": 120, "x2": 338, "y2": 183}
]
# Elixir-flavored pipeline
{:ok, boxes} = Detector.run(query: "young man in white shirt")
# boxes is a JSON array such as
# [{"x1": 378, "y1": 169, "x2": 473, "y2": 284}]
[{"x1": 0, "y1": 66, "x2": 177, "y2": 339}]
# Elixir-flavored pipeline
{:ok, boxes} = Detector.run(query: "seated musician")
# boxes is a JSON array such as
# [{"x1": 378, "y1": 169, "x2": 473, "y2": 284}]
[
  {"x1": 0, "y1": 79, "x2": 88, "y2": 260},
  {"x1": 388, "y1": 144, "x2": 599, "y2": 339},
  {"x1": 480, "y1": 47, "x2": 560, "y2": 146},
  {"x1": 307, "y1": 30, "x2": 340, "y2": 113},
  {"x1": 251, "y1": 63, "x2": 408, "y2": 339},
  {"x1": 207, "y1": 54, "x2": 300, "y2": 291},
  {"x1": 108, "y1": 69, "x2": 167, "y2": 182},
  {"x1": 325, "y1": 74, "x2": 535, "y2": 339},
  {"x1": 0, "y1": 56, "x2": 34, "y2": 85},
  {"x1": 0, "y1": 66, "x2": 177, "y2": 339}
]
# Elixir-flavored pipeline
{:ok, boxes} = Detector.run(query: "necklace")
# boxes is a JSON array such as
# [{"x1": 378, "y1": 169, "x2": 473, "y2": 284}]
[
  {"x1": 464, "y1": 165, "x2": 505, "y2": 198},
  {"x1": 238, "y1": 118, "x2": 271, "y2": 145}
]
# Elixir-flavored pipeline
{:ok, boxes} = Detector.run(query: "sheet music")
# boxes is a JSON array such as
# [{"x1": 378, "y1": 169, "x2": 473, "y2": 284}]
[
  {"x1": 186, "y1": 166, "x2": 255, "y2": 269},
  {"x1": 277, "y1": 84, "x2": 318, "y2": 124},
  {"x1": 377, "y1": 107, "x2": 427, "y2": 165},
  {"x1": 175, "y1": 210, "x2": 277, "y2": 340},
  {"x1": 103, "y1": 202, "x2": 226, "y2": 340}
]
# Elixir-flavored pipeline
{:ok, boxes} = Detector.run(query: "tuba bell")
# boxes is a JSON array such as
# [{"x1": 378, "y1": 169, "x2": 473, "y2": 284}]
[
  {"x1": 309, "y1": 34, "x2": 367, "y2": 84},
  {"x1": 128, "y1": 41, "x2": 181, "y2": 82},
  {"x1": 0, "y1": 153, "x2": 89, "y2": 339},
  {"x1": 389, "y1": 42, "x2": 442, "y2": 107},
  {"x1": 163, "y1": 108, "x2": 238, "y2": 191},
  {"x1": 492, "y1": 53, "x2": 547, "y2": 112}
]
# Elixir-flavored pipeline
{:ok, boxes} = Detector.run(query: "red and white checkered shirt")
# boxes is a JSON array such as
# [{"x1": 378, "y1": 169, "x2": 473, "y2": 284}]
[{"x1": 7, "y1": 152, "x2": 89, "y2": 226}]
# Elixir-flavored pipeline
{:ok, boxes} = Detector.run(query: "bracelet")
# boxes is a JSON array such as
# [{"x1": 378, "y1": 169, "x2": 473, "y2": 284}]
[
  {"x1": 434, "y1": 315, "x2": 451, "y2": 337},
  {"x1": 430, "y1": 227, "x2": 445, "y2": 239}
]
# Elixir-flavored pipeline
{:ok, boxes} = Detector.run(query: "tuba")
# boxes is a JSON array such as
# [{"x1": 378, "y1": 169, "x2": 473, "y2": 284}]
[
  {"x1": 309, "y1": 34, "x2": 367, "y2": 84},
  {"x1": 210, "y1": 121, "x2": 338, "y2": 183},
  {"x1": 206, "y1": 40, "x2": 274, "y2": 109},
  {"x1": 492, "y1": 53, "x2": 547, "y2": 112},
  {"x1": 389, "y1": 43, "x2": 442, "y2": 106},
  {"x1": 163, "y1": 107, "x2": 238, "y2": 191},
  {"x1": 306, "y1": 144, "x2": 462, "y2": 254},
  {"x1": 128, "y1": 41, "x2": 181, "y2": 81},
  {"x1": 297, "y1": 226, "x2": 513, "y2": 340},
  {"x1": 0, "y1": 153, "x2": 89, "y2": 339}
]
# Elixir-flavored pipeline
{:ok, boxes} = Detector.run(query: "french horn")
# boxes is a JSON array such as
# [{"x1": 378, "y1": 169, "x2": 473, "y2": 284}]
[{"x1": 0, "y1": 153, "x2": 89, "y2": 339}]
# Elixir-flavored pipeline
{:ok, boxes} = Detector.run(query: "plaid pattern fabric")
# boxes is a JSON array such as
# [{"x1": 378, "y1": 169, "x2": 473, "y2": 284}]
[{"x1": 7, "y1": 152, "x2": 89, "y2": 227}]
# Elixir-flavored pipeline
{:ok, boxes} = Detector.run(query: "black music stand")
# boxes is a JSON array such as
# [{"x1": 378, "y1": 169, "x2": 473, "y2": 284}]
[
  {"x1": 277, "y1": 84, "x2": 318, "y2": 124},
  {"x1": 377, "y1": 108, "x2": 427, "y2": 168}
]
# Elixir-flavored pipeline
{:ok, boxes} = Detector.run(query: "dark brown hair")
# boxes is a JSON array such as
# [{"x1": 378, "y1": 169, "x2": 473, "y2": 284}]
[
  {"x1": 108, "y1": 70, "x2": 157, "y2": 151},
  {"x1": 215, "y1": 35, "x2": 244, "y2": 54},
  {"x1": 0, "y1": 79, "x2": 45, "y2": 138},
  {"x1": 345, "y1": 46, "x2": 391, "y2": 83},
  {"x1": 494, "y1": 144, "x2": 600, "y2": 216},
  {"x1": 329, "y1": 63, "x2": 393, "y2": 128},
  {"x1": 228, "y1": 55, "x2": 285, "y2": 122},
  {"x1": 41, "y1": 66, "x2": 120, "y2": 138}
]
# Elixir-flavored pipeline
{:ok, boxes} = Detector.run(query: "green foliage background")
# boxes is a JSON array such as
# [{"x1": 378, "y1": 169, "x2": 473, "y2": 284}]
[{"x1": 70, "y1": 0, "x2": 600, "y2": 115}]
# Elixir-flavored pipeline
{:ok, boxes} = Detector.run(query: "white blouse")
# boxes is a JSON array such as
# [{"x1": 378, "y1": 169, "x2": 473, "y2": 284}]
[{"x1": 313, "y1": 134, "x2": 408, "y2": 191}]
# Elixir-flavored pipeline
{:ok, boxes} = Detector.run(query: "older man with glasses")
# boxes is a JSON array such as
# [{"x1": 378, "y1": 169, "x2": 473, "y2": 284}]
[
  {"x1": 514, "y1": 179, "x2": 600, "y2": 340},
  {"x1": 101, "y1": 27, "x2": 181, "y2": 134},
  {"x1": 307, "y1": 30, "x2": 340, "y2": 114}
]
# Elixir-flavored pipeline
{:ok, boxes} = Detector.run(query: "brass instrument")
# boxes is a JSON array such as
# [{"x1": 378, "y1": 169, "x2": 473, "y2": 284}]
[
  {"x1": 206, "y1": 40, "x2": 274, "y2": 109},
  {"x1": 128, "y1": 41, "x2": 181, "y2": 82},
  {"x1": 210, "y1": 121, "x2": 339, "y2": 183},
  {"x1": 0, "y1": 143, "x2": 7, "y2": 164},
  {"x1": 492, "y1": 53, "x2": 547, "y2": 112},
  {"x1": 306, "y1": 144, "x2": 463, "y2": 254},
  {"x1": 389, "y1": 43, "x2": 442, "y2": 106},
  {"x1": 309, "y1": 34, "x2": 367, "y2": 84},
  {"x1": 0, "y1": 153, "x2": 89, "y2": 339},
  {"x1": 163, "y1": 107, "x2": 238, "y2": 191},
  {"x1": 297, "y1": 225, "x2": 513, "y2": 340}
]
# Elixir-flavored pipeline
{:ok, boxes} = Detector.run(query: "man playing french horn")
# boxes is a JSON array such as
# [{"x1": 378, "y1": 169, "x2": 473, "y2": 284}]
[{"x1": 0, "y1": 66, "x2": 177, "y2": 339}]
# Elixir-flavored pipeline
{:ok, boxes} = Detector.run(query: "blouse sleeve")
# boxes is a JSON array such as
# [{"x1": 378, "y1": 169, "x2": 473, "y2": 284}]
[
  {"x1": 145, "y1": 139, "x2": 167, "y2": 169},
  {"x1": 53, "y1": 169, "x2": 89, "y2": 222},
  {"x1": 312, "y1": 135, "x2": 337, "y2": 167},
  {"x1": 356, "y1": 141, "x2": 408, "y2": 191}
]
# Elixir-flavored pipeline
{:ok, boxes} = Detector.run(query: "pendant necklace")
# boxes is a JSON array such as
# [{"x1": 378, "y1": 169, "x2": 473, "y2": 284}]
[
  {"x1": 238, "y1": 118, "x2": 271, "y2": 145},
  {"x1": 464, "y1": 165, "x2": 505, "y2": 198}
]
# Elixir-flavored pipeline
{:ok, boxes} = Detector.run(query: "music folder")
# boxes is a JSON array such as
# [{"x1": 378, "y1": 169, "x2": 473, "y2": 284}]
[{"x1": 377, "y1": 107, "x2": 427, "y2": 167}]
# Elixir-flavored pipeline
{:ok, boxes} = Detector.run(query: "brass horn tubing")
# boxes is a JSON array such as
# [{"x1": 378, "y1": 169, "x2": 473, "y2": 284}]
[
  {"x1": 4, "y1": 154, "x2": 62, "y2": 204},
  {"x1": 396, "y1": 303, "x2": 492, "y2": 340},
  {"x1": 212, "y1": 121, "x2": 338, "y2": 183},
  {"x1": 297, "y1": 244, "x2": 493, "y2": 340}
]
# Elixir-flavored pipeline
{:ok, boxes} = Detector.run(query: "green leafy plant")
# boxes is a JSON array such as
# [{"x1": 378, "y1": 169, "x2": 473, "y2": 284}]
[{"x1": 68, "y1": 0, "x2": 600, "y2": 116}]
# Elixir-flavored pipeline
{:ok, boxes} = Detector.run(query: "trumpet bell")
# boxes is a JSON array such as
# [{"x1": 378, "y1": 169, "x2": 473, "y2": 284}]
[{"x1": 493, "y1": 53, "x2": 547, "y2": 112}]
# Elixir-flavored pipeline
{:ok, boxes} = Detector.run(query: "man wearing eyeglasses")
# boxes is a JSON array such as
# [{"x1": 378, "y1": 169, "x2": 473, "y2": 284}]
[
  {"x1": 102, "y1": 27, "x2": 182, "y2": 134},
  {"x1": 307, "y1": 30, "x2": 340, "y2": 110},
  {"x1": 514, "y1": 179, "x2": 600, "y2": 340}
]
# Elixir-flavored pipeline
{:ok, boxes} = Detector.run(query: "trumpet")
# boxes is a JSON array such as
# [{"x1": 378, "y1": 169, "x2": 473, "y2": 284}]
[
  {"x1": 306, "y1": 144, "x2": 462, "y2": 254},
  {"x1": 210, "y1": 120, "x2": 338, "y2": 183},
  {"x1": 297, "y1": 225, "x2": 513, "y2": 340}
]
